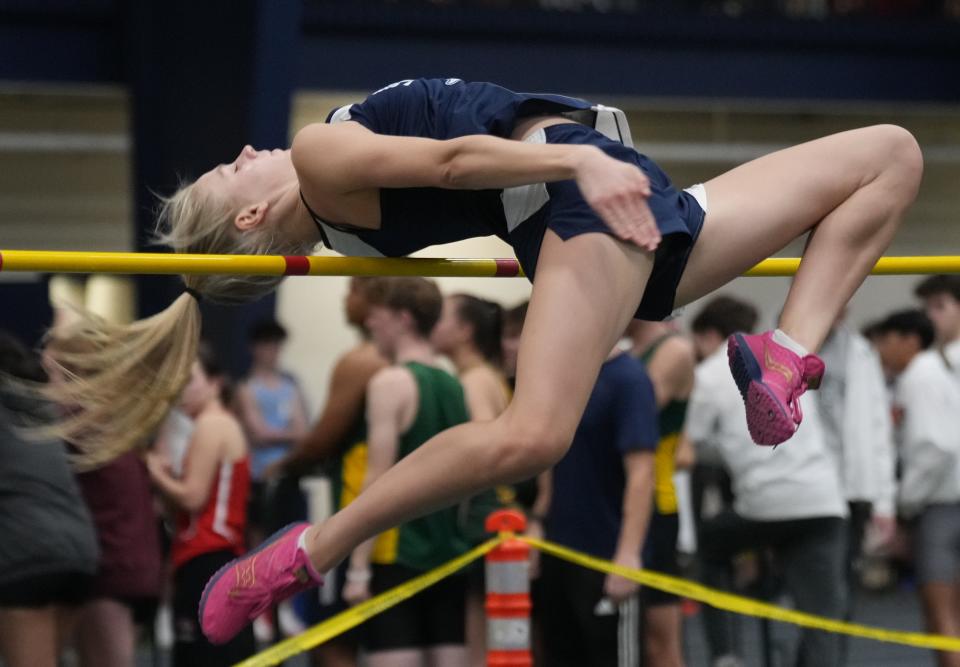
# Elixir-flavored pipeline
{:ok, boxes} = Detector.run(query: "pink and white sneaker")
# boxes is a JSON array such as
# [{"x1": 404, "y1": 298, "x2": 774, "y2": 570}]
[
  {"x1": 199, "y1": 522, "x2": 323, "y2": 645},
  {"x1": 727, "y1": 331, "x2": 825, "y2": 446}
]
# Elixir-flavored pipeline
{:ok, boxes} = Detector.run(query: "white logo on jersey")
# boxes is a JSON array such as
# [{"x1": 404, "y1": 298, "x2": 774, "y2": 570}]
[
  {"x1": 445, "y1": 78, "x2": 462, "y2": 85},
  {"x1": 372, "y1": 79, "x2": 414, "y2": 96}
]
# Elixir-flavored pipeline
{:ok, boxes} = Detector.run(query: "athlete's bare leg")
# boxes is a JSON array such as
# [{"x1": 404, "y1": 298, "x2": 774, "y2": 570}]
[
  {"x1": 303, "y1": 231, "x2": 654, "y2": 571},
  {"x1": 920, "y1": 583, "x2": 960, "y2": 667},
  {"x1": 645, "y1": 604, "x2": 685, "y2": 667},
  {"x1": 675, "y1": 124, "x2": 923, "y2": 352}
]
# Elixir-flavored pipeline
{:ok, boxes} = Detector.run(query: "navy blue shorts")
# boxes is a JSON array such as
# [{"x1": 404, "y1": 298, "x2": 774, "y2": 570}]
[
  {"x1": 641, "y1": 511, "x2": 681, "y2": 606},
  {"x1": 507, "y1": 123, "x2": 705, "y2": 321}
]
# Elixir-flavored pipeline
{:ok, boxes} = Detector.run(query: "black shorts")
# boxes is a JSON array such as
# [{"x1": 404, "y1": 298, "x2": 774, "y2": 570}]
[
  {"x1": 535, "y1": 555, "x2": 642, "y2": 667},
  {"x1": 0, "y1": 571, "x2": 92, "y2": 608},
  {"x1": 642, "y1": 512, "x2": 682, "y2": 607},
  {"x1": 173, "y1": 550, "x2": 255, "y2": 667},
  {"x1": 508, "y1": 123, "x2": 706, "y2": 321},
  {"x1": 362, "y1": 563, "x2": 466, "y2": 652},
  {"x1": 249, "y1": 477, "x2": 308, "y2": 535}
]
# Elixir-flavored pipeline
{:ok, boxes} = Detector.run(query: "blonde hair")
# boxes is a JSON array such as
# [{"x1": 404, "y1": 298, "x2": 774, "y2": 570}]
[{"x1": 42, "y1": 180, "x2": 315, "y2": 468}]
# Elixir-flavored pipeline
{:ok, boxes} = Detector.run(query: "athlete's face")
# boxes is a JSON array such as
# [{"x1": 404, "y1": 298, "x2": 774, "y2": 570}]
[
  {"x1": 691, "y1": 330, "x2": 723, "y2": 362},
  {"x1": 501, "y1": 322, "x2": 522, "y2": 379},
  {"x1": 250, "y1": 340, "x2": 282, "y2": 371},
  {"x1": 366, "y1": 305, "x2": 407, "y2": 359},
  {"x1": 921, "y1": 293, "x2": 960, "y2": 344},
  {"x1": 873, "y1": 332, "x2": 921, "y2": 377},
  {"x1": 196, "y1": 145, "x2": 296, "y2": 221},
  {"x1": 345, "y1": 279, "x2": 372, "y2": 329},
  {"x1": 430, "y1": 297, "x2": 469, "y2": 356},
  {"x1": 180, "y1": 362, "x2": 220, "y2": 417}
]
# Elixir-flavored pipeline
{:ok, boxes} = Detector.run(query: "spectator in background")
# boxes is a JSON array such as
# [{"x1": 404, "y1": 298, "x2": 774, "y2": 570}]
[
  {"x1": 818, "y1": 314, "x2": 897, "y2": 661},
  {"x1": 627, "y1": 319, "x2": 695, "y2": 667},
  {"x1": 871, "y1": 310, "x2": 960, "y2": 667},
  {"x1": 686, "y1": 298, "x2": 755, "y2": 531},
  {"x1": 146, "y1": 346, "x2": 255, "y2": 666},
  {"x1": 57, "y1": 330, "x2": 164, "y2": 667},
  {"x1": 270, "y1": 276, "x2": 390, "y2": 667},
  {"x1": 342, "y1": 277, "x2": 471, "y2": 667},
  {"x1": 237, "y1": 318, "x2": 309, "y2": 640},
  {"x1": 431, "y1": 292, "x2": 512, "y2": 666},
  {"x1": 0, "y1": 332, "x2": 99, "y2": 667},
  {"x1": 237, "y1": 319, "x2": 308, "y2": 533},
  {"x1": 686, "y1": 296, "x2": 848, "y2": 667},
  {"x1": 499, "y1": 300, "x2": 543, "y2": 514},
  {"x1": 535, "y1": 340, "x2": 658, "y2": 667},
  {"x1": 915, "y1": 275, "x2": 960, "y2": 383},
  {"x1": 500, "y1": 300, "x2": 528, "y2": 387}
]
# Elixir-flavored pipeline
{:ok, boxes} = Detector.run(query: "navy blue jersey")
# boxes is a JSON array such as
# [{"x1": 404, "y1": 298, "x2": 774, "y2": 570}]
[
  {"x1": 546, "y1": 353, "x2": 659, "y2": 560},
  {"x1": 307, "y1": 77, "x2": 707, "y2": 321},
  {"x1": 312, "y1": 78, "x2": 593, "y2": 258}
]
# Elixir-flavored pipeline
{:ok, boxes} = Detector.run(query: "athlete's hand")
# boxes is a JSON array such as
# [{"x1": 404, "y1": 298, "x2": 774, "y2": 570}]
[
  {"x1": 144, "y1": 450, "x2": 171, "y2": 481},
  {"x1": 343, "y1": 573, "x2": 372, "y2": 606},
  {"x1": 603, "y1": 551, "x2": 641, "y2": 603},
  {"x1": 574, "y1": 148, "x2": 660, "y2": 253},
  {"x1": 866, "y1": 514, "x2": 897, "y2": 554}
]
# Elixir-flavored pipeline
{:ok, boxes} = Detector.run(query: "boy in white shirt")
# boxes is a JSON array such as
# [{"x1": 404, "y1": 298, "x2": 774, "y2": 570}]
[
  {"x1": 817, "y1": 321, "x2": 896, "y2": 588},
  {"x1": 872, "y1": 309, "x2": 960, "y2": 667},
  {"x1": 687, "y1": 296, "x2": 848, "y2": 667},
  {"x1": 915, "y1": 275, "x2": 960, "y2": 384}
]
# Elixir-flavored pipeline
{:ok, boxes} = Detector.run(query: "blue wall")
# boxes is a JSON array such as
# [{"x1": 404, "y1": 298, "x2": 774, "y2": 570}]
[{"x1": 1, "y1": 1, "x2": 958, "y2": 101}]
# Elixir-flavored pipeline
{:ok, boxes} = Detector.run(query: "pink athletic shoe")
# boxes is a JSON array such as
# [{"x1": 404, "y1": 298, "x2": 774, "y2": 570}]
[
  {"x1": 727, "y1": 331, "x2": 825, "y2": 446},
  {"x1": 199, "y1": 522, "x2": 323, "y2": 645}
]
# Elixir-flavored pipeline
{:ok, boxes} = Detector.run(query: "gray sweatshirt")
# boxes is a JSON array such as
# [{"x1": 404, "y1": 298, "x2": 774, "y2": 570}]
[{"x1": 0, "y1": 384, "x2": 99, "y2": 585}]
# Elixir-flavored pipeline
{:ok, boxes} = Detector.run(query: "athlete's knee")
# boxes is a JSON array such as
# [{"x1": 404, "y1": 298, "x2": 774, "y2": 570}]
[
  {"x1": 874, "y1": 124, "x2": 924, "y2": 198},
  {"x1": 492, "y1": 419, "x2": 572, "y2": 478}
]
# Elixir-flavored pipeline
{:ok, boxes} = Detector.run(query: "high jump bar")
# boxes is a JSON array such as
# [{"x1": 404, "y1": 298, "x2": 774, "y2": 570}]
[{"x1": 1, "y1": 250, "x2": 958, "y2": 278}]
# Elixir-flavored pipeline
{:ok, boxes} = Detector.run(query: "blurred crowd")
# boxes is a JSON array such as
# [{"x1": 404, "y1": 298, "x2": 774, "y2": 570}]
[{"x1": 1, "y1": 272, "x2": 959, "y2": 667}]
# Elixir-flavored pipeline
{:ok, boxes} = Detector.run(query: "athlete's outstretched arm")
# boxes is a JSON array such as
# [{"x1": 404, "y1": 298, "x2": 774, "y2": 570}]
[{"x1": 291, "y1": 122, "x2": 660, "y2": 250}]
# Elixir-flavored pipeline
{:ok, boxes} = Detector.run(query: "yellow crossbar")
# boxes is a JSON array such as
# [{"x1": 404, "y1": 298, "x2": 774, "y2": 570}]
[{"x1": 2, "y1": 250, "x2": 959, "y2": 278}]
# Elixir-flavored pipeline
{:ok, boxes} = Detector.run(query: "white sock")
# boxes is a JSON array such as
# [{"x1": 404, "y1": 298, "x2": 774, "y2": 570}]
[
  {"x1": 296, "y1": 529, "x2": 324, "y2": 582},
  {"x1": 773, "y1": 328, "x2": 809, "y2": 356}
]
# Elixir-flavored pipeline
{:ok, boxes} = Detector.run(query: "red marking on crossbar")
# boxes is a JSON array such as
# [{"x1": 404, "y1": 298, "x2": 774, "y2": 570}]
[
  {"x1": 487, "y1": 650, "x2": 533, "y2": 666},
  {"x1": 283, "y1": 256, "x2": 310, "y2": 275},
  {"x1": 0, "y1": 252, "x2": 4, "y2": 272},
  {"x1": 494, "y1": 259, "x2": 520, "y2": 277}
]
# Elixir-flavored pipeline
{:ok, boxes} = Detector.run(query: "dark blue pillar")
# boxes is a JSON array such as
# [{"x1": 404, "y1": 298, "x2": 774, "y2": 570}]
[{"x1": 126, "y1": 0, "x2": 302, "y2": 378}]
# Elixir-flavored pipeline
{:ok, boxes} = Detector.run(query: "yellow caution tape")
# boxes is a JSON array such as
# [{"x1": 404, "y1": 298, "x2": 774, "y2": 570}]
[
  {"x1": 236, "y1": 532, "x2": 960, "y2": 666},
  {"x1": 234, "y1": 538, "x2": 500, "y2": 667},
  {"x1": 522, "y1": 535, "x2": 960, "y2": 652}
]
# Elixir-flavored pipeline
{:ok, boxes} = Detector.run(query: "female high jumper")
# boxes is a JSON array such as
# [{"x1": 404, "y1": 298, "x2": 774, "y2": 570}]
[{"x1": 43, "y1": 78, "x2": 923, "y2": 643}]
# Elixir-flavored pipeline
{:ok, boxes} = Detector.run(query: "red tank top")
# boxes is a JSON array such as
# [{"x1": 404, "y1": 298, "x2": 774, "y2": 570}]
[{"x1": 171, "y1": 457, "x2": 251, "y2": 569}]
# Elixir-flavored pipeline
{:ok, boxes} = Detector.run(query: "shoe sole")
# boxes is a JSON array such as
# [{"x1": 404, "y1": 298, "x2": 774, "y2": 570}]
[
  {"x1": 197, "y1": 521, "x2": 306, "y2": 644},
  {"x1": 728, "y1": 334, "x2": 795, "y2": 446}
]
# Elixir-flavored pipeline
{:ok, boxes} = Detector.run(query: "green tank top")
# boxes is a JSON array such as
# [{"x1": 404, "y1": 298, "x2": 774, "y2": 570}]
[
  {"x1": 370, "y1": 362, "x2": 471, "y2": 570},
  {"x1": 639, "y1": 335, "x2": 690, "y2": 516}
]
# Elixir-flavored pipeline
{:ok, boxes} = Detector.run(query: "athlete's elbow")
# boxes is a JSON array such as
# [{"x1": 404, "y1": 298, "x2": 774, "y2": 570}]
[
  {"x1": 440, "y1": 155, "x2": 467, "y2": 189},
  {"x1": 438, "y1": 137, "x2": 479, "y2": 189}
]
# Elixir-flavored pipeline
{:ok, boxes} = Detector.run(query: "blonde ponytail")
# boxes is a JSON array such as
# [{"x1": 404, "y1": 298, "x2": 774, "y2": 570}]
[
  {"x1": 40, "y1": 291, "x2": 201, "y2": 470},
  {"x1": 36, "y1": 174, "x2": 315, "y2": 469}
]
